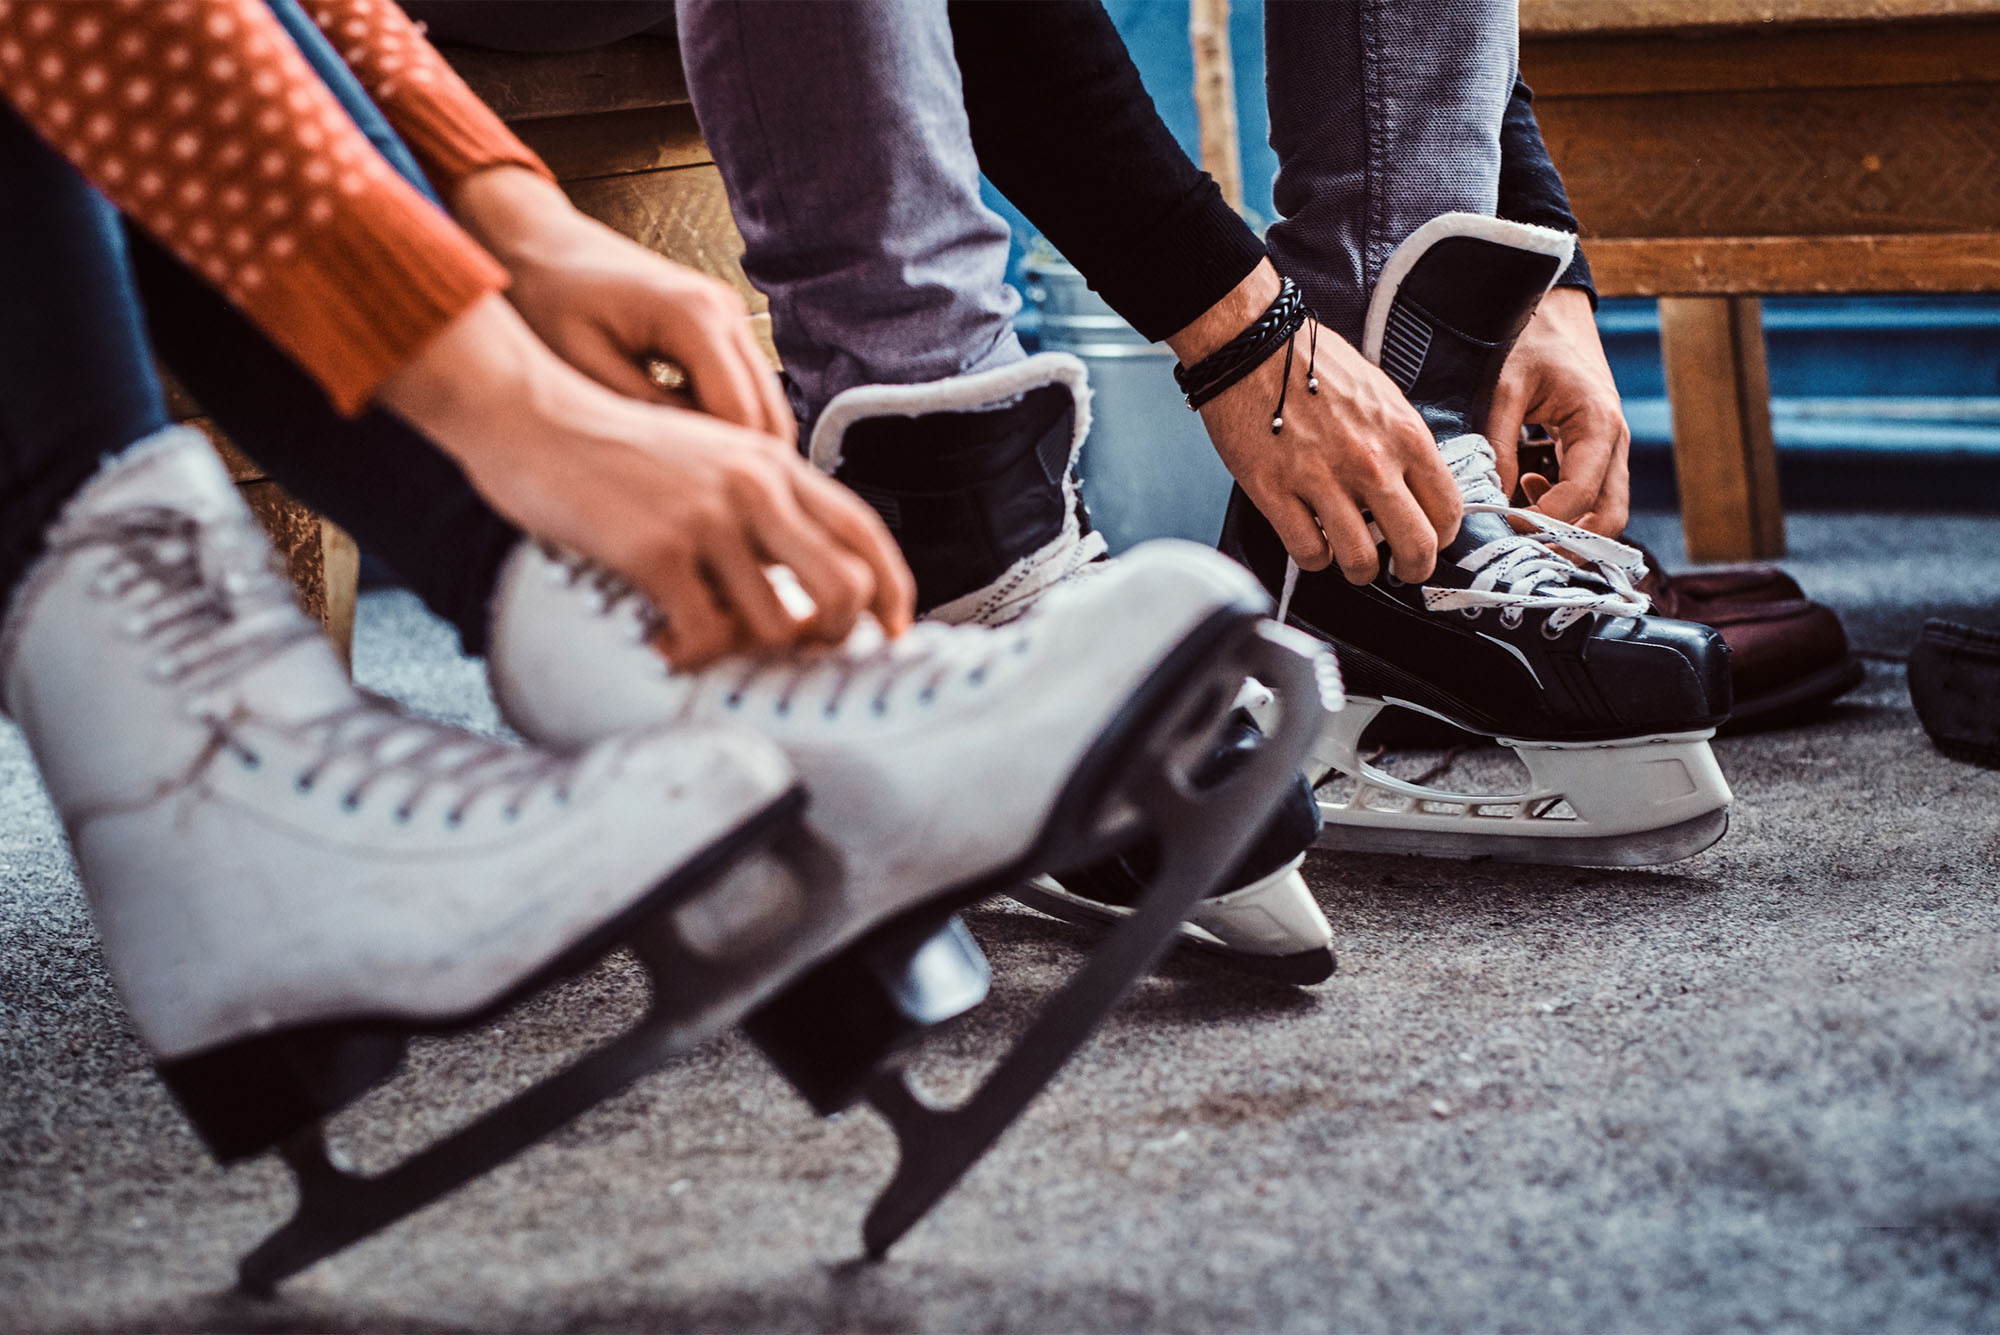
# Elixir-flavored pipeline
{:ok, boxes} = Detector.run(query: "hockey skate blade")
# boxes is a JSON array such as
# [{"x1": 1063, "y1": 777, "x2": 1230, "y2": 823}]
[
  {"x1": 1009, "y1": 866, "x2": 1336, "y2": 986},
  {"x1": 1317, "y1": 805, "x2": 1730, "y2": 867},
  {"x1": 1311, "y1": 699, "x2": 1734, "y2": 868},
  {"x1": 858, "y1": 618, "x2": 1333, "y2": 1259}
]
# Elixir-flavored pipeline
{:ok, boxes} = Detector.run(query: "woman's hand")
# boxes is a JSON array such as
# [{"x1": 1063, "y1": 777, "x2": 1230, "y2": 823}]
[
  {"x1": 452, "y1": 166, "x2": 796, "y2": 446},
  {"x1": 379, "y1": 294, "x2": 912, "y2": 667},
  {"x1": 1170, "y1": 261, "x2": 1461, "y2": 584}
]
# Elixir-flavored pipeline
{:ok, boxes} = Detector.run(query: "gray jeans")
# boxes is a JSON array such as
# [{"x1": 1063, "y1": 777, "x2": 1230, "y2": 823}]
[
  {"x1": 420, "y1": 0, "x2": 1515, "y2": 416},
  {"x1": 1264, "y1": 0, "x2": 1518, "y2": 343},
  {"x1": 679, "y1": 0, "x2": 1514, "y2": 418},
  {"x1": 677, "y1": 0, "x2": 1025, "y2": 429}
]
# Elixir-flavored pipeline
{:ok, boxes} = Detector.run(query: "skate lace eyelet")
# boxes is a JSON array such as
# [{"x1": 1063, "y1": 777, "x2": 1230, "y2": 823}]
[
  {"x1": 340, "y1": 792, "x2": 362, "y2": 813},
  {"x1": 502, "y1": 805, "x2": 521, "y2": 823},
  {"x1": 774, "y1": 699, "x2": 792, "y2": 717},
  {"x1": 872, "y1": 696, "x2": 889, "y2": 716},
  {"x1": 237, "y1": 750, "x2": 261, "y2": 770},
  {"x1": 723, "y1": 691, "x2": 743, "y2": 710},
  {"x1": 918, "y1": 687, "x2": 938, "y2": 705},
  {"x1": 294, "y1": 773, "x2": 315, "y2": 794},
  {"x1": 1540, "y1": 619, "x2": 1565, "y2": 640},
  {"x1": 1461, "y1": 607, "x2": 1482, "y2": 620},
  {"x1": 445, "y1": 809, "x2": 465, "y2": 828},
  {"x1": 393, "y1": 805, "x2": 414, "y2": 824},
  {"x1": 967, "y1": 666, "x2": 988, "y2": 686},
  {"x1": 1500, "y1": 610, "x2": 1524, "y2": 629}
]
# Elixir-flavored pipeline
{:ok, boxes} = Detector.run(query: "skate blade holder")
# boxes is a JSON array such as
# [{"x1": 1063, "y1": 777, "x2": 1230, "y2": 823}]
[
  {"x1": 1311, "y1": 698, "x2": 1734, "y2": 867},
  {"x1": 847, "y1": 617, "x2": 1336, "y2": 1259},
  {"x1": 227, "y1": 812, "x2": 958, "y2": 1297},
  {"x1": 227, "y1": 618, "x2": 1332, "y2": 1291}
]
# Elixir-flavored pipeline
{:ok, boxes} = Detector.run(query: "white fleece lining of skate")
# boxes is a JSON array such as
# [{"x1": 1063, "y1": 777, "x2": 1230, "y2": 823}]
[
  {"x1": 1359, "y1": 213, "x2": 1576, "y2": 365},
  {"x1": 806, "y1": 351, "x2": 1094, "y2": 475}
]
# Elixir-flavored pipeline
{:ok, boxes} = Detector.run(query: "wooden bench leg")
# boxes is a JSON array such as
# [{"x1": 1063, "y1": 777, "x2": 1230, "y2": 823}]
[
  {"x1": 1658, "y1": 295, "x2": 1786, "y2": 562},
  {"x1": 240, "y1": 479, "x2": 360, "y2": 671}
]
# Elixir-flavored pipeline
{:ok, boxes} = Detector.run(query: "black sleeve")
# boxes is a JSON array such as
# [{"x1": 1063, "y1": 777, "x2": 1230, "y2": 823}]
[
  {"x1": 949, "y1": 0, "x2": 1266, "y2": 344},
  {"x1": 1499, "y1": 71, "x2": 1596, "y2": 303}
]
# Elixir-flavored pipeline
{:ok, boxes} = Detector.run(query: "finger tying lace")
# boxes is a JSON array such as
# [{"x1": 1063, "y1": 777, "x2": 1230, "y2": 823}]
[{"x1": 1273, "y1": 433, "x2": 1650, "y2": 633}]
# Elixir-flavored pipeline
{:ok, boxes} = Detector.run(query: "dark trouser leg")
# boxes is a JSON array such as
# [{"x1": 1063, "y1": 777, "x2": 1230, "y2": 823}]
[{"x1": 0, "y1": 103, "x2": 171, "y2": 621}]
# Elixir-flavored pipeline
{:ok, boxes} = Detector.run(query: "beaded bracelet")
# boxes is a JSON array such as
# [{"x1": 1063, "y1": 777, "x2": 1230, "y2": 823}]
[{"x1": 1172, "y1": 277, "x2": 1320, "y2": 434}]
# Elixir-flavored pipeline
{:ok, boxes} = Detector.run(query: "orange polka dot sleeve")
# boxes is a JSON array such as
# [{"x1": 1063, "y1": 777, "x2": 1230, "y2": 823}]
[
  {"x1": 0, "y1": 0, "x2": 507, "y2": 415},
  {"x1": 304, "y1": 0, "x2": 554, "y2": 199}
]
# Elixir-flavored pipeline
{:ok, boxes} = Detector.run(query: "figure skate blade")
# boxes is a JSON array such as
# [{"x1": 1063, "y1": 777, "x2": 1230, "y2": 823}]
[{"x1": 858, "y1": 617, "x2": 1335, "y2": 1257}]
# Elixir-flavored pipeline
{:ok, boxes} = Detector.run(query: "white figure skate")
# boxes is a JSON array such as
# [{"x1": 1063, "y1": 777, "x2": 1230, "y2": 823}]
[
  {"x1": 487, "y1": 534, "x2": 1337, "y2": 1253},
  {"x1": 0, "y1": 428, "x2": 875, "y2": 1293},
  {"x1": 1223, "y1": 214, "x2": 1733, "y2": 867},
  {"x1": 808, "y1": 353, "x2": 1337, "y2": 983}
]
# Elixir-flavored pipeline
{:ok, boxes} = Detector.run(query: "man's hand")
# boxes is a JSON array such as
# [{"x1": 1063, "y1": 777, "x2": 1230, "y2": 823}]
[
  {"x1": 379, "y1": 294, "x2": 912, "y2": 667},
  {"x1": 1484, "y1": 285, "x2": 1630, "y2": 537},
  {"x1": 452, "y1": 166, "x2": 796, "y2": 446},
  {"x1": 1168, "y1": 261, "x2": 1460, "y2": 584}
]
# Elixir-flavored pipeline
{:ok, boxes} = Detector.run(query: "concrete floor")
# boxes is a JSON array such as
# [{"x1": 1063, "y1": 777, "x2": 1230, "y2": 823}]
[{"x1": 3, "y1": 511, "x2": 1997, "y2": 1332}]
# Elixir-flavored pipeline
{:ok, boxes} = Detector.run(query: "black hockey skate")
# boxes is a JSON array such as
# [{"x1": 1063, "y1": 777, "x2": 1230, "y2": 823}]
[
  {"x1": 814, "y1": 352, "x2": 1336, "y2": 984},
  {"x1": 1222, "y1": 214, "x2": 1734, "y2": 867}
]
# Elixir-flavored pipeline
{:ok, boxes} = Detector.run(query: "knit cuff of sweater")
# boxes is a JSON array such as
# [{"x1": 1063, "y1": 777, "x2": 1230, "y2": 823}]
[{"x1": 270, "y1": 167, "x2": 508, "y2": 415}]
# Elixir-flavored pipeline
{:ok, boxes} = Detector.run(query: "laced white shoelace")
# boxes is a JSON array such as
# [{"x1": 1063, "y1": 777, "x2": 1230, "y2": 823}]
[
  {"x1": 713, "y1": 618, "x2": 1021, "y2": 721},
  {"x1": 81, "y1": 510, "x2": 567, "y2": 824},
  {"x1": 542, "y1": 544, "x2": 1022, "y2": 722},
  {"x1": 1276, "y1": 434, "x2": 1650, "y2": 635}
]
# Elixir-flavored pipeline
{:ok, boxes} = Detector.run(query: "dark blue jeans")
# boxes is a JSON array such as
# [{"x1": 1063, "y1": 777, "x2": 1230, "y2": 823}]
[{"x1": 0, "y1": 0, "x2": 515, "y2": 651}]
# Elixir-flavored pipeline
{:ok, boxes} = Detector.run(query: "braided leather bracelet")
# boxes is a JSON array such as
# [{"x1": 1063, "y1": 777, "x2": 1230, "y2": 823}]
[{"x1": 1173, "y1": 277, "x2": 1320, "y2": 433}]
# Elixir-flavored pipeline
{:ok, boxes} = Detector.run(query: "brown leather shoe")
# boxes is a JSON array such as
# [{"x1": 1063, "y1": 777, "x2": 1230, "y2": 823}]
[
  {"x1": 1631, "y1": 542, "x2": 1802, "y2": 612},
  {"x1": 1702, "y1": 596, "x2": 1864, "y2": 731}
]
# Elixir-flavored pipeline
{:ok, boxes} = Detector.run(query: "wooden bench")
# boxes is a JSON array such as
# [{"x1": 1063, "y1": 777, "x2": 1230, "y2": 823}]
[
  {"x1": 184, "y1": 36, "x2": 756, "y2": 665},
  {"x1": 1521, "y1": 0, "x2": 2000, "y2": 559}
]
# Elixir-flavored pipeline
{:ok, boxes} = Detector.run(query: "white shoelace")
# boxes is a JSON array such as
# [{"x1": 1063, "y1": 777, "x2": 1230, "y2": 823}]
[
  {"x1": 86, "y1": 510, "x2": 567, "y2": 824},
  {"x1": 541, "y1": 544, "x2": 1022, "y2": 721},
  {"x1": 712, "y1": 617, "x2": 1021, "y2": 721},
  {"x1": 1277, "y1": 434, "x2": 1650, "y2": 635}
]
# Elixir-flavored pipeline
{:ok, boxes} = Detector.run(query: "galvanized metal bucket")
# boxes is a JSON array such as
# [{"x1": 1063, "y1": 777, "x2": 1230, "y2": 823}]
[{"x1": 1024, "y1": 249, "x2": 1235, "y2": 554}]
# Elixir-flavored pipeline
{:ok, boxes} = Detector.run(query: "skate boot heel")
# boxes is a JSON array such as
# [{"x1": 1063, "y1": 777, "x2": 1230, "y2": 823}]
[
  {"x1": 156, "y1": 1027, "x2": 408, "y2": 1164},
  {"x1": 746, "y1": 911, "x2": 991, "y2": 1116}
]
